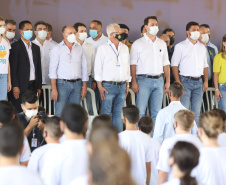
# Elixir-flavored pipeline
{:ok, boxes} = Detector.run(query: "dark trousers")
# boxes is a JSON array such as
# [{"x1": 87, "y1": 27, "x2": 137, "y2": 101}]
[{"x1": 8, "y1": 81, "x2": 37, "y2": 113}]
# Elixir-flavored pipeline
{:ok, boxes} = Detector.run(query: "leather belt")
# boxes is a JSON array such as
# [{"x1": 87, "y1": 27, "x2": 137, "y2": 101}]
[
  {"x1": 181, "y1": 76, "x2": 201, "y2": 81},
  {"x1": 61, "y1": 79, "x2": 81, "y2": 82},
  {"x1": 28, "y1": 80, "x2": 35, "y2": 85},
  {"x1": 102, "y1": 81, "x2": 126, "y2": 85},
  {"x1": 137, "y1": 74, "x2": 162, "y2": 79}
]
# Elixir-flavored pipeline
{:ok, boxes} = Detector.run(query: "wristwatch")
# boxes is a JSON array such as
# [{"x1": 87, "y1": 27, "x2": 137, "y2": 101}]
[{"x1": 215, "y1": 89, "x2": 219, "y2": 91}]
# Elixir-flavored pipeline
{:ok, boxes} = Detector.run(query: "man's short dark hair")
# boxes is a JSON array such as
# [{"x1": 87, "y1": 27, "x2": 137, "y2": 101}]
[
  {"x1": 21, "y1": 90, "x2": 38, "y2": 104},
  {"x1": 144, "y1": 16, "x2": 158, "y2": 26},
  {"x1": 74, "y1": 22, "x2": 86, "y2": 32},
  {"x1": 61, "y1": 104, "x2": 87, "y2": 133},
  {"x1": 141, "y1": 25, "x2": 145, "y2": 33},
  {"x1": 34, "y1": 21, "x2": 46, "y2": 31},
  {"x1": 200, "y1": 24, "x2": 210, "y2": 29},
  {"x1": 138, "y1": 116, "x2": 153, "y2": 134},
  {"x1": 0, "y1": 101, "x2": 14, "y2": 125},
  {"x1": 169, "y1": 82, "x2": 183, "y2": 98},
  {"x1": 118, "y1": 24, "x2": 130, "y2": 32},
  {"x1": 123, "y1": 105, "x2": 139, "y2": 124},
  {"x1": 91, "y1": 20, "x2": 102, "y2": 28},
  {"x1": 45, "y1": 116, "x2": 63, "y2": 138},
  {"x1": 163, "y1": 28, "x2": 175, "y2": 35},
  {"x1": 5, "y1": 19, "x2": 16, "y2": 26},
  {"x1": 19, "y1": 20, "x2": 32, "y2": 30},
  {"x1": 92, "y1": 114, "x2": 112, "y2": 128},
  {"x1": 46, "y1": 23, "x2": 53, "y2": 32},
  {"x1": 186, "y1": 21, "x2": 199, "y2": 31},
  {"x1": 0, "y1": 121, "x2": 24, "y2": 157}
]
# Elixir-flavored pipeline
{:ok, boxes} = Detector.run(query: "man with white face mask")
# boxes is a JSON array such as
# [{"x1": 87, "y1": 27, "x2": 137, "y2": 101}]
[
  {"x1": 74, "y1": 22, "x2": 95, "y2": 115},
  {"x1": 130, "y1": 16, "x2": 170, "y2": 136},
  {"x1": 171, "y1": 21, "x2": 209, "y2": 125},
  {"x1": 49, "y1": 25, "x2": 88, "y2": 116},
  {"x1": 18, "y1": 90, "x2": 45, "y2": 152},
  {"x1": 5, "y1": 19, "x2": 17, "y2": 45}
]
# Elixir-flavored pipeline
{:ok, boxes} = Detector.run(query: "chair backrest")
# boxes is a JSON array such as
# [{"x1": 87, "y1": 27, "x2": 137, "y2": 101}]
[
  {"x1": 202, "y1": 87, "x2": 218, "y2": 112},
  {"x1": 163, "y1": 93, "x2": 170, "y2": 108},
  {"x1": 41, "y1": 85, "x2": 52, "y2": 114}
]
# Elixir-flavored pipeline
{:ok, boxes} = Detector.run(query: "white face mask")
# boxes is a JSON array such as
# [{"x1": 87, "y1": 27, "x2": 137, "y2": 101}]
[
  {"x1": 190, "y1": 31, "x2": 200, "y2": 41},
  {"x1": 6, "y1": 31, "x2": 15, "y2": 40},
  {"x1": 67, "y1": 34, "x2": 76, "y2": 43},
  {"x1": 38, "y1": 30, "x2": 47, "y2": 40},
  {"x1": 78, "y1": 32, "x2": 87, "y2": 41},
  {"x1": 0, "y1": 27, "x2": 6, "y2": 35},
  {"x1": 201, "y1": 33, "x2": 209, "y2": 43},
  {"x1": 24, "y1": 109, "x2": 38, "y2": 119},
  {"x1": 149, "y1": 26, "x2": 159, "y2": 36}
]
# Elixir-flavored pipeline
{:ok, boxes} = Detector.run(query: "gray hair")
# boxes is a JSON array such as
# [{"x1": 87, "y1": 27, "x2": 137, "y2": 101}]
[
  {"x1": 106, "y1": 23, "x2": 120, "y2": 38},
  {"x1": 160, "y1": 34, "x2": 170, "y2": 41}
]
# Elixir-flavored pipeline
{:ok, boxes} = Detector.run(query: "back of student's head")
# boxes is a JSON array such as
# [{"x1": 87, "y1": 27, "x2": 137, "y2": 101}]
[
  {"x1": 211, "y1": 108, "x2": 226, "y2": 132},
  {"x1": 89, "y1": 125, "x2": 119, "y2": 146},
  {"x1": 199, "y1": 111, "x2": 223, "y2": 138},
  {"x1": 92, "y1": 114, "x2": 112, "y2": 128},
  {"x1": 90, "y1": 141, "x2": 136, "y2": 185},
  {"x1": 138, "y1": 116, "x2": 153, "y2": 134},
  {"x1": 170, "y1": 141, "x2": 199, "y2": 185},
  {"x1": 0, "y1": 120, "x2": 24, "y2": 157},
  {"x1": 21, "y1": 90, "x2": 38, "y2": 104},
  {"x1": 169, "y1": 82, "x2": 183, "y2": 98},
  {"x1": 123, "y1": 105, "x2": 139, "y2": 124},
  {"x1": 0, "y1": 101, "x2": 14, "y2": 125},
  {"x1": 44, "y1": 116, "x2": 63, "y2": 138},
  {"x1": 174, "y1": 110, "x2": 195, "y2": 131},
  {"x1": 61, "y1": 104, "x2": 87, "y2": 134}
]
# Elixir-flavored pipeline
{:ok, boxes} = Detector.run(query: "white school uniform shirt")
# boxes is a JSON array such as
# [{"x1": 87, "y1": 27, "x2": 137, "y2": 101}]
[
  {"x1": 76, "y1": 41, "x2": 96, "y2": 77},
  {"x1": 19, "y1": 136, "x2": 31, "y2": 163},
  {"x1": 157, "y1": 134, "x2": 202, "y2": 181},
  {"x1": 130, "y1": 34, "x2": 170, "y2": 75},
  {"x1": 218, "y1": 133, "x2": 226, "y2": 147},
  {"x1": 32, "y1": 38, "x2": 57, "y2": 85},
  {"x1": 21, "y1": 39, "x2": 36, "y2": 80},
  {"x1": 193, "y1": 147, "x2": 226, "y2": 185},
  {"x1": 0, "y1": 37, "x2": 11, "y2": 74},
  {"x1": 0, "y1": 166, "x2": 43, "y2": 185},
  {"x1": 171, "y1": 38, "x2": 208, "y2": 77},
  {"x1": 85, "y1": 34, "x2": 108, "y2": 51},
  {"x1": 153, "y1": 101, "x2": 198, "y2": 144},
  {"x1": 119, "y1": 130, "x2": 153, "y2": 185},
  {"x1": 70, "y1": 175, "x2": 89, "y2": 185},
  {"x1": 162, "y1": 178, "x2": 204, "y2": 185},
  {"x1": 94, "y1": 39, "x2": 131, "y2": 82},
  {"x1": 27, "y1": 143, "x2": 59, "y2": 173},
  {"x1": 41, "y1": 139, "x2": 88, "y2": 185},
  {"x1": 49, "y1": 40, "x2": 89, "y2": 81}
]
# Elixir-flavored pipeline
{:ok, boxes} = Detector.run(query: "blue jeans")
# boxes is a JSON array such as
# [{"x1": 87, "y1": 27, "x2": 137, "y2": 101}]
[
  {"x1": 218, "y1": 83, "x2": 226, "y2": 112},
  {"x1": 136, "y1": 76, "x2": 164, "y2": 135},
  {"x1": 0, "y1": 74, "x2": 7, "y2": 100},
  {"x1": 83, "y1": 76, "x2": 93, "y2": 115},
  {"x1": 180, "y1": 76, "x2": 203, "y2": 125},
  {"x1": 55, "y1": 79, "x2": 82, "y2": 116},
  {"x1": 101, "y1": 83, "x2": 126, "y2": 132}
]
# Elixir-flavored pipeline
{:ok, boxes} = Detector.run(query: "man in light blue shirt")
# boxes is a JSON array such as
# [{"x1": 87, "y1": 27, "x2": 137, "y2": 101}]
[{"x1": 153, "y1": 82, "x2": 198, "y2": 144}]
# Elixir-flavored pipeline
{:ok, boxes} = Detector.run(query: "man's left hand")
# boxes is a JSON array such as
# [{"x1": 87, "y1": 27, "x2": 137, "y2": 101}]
[
  {"x1": 164, "y1": 82, "x2": 170, "y2": 94},
  {"x1": 203, "y1": 81, "x2": 208, "y2": 93},
  {"x1": 81, "y1": 86, "x2": 87, "y2": 100},
  {"x1": 37, "y1": 89, "x2": 41, "y2": 98}
]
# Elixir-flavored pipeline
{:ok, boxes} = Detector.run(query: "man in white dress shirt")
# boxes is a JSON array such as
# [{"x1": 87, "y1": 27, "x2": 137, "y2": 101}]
[
  {"x1": 74, "y1": 22, "x2": 96, "y2": 115},
  {"x1": 45, "y1": 23, "x2": 58, "y2": 45},
  {"x1": 171, "y1": 21, "x2": 209, "y2": 125},
  {"x1": 94, "y1": 23, "x2": 131, "y2": 132},
  {"x1": 49, "y1": 25, "x2": 88, "y2": 116},
  {"x1": 130, "y1": 16, "x2": 170, "y2": 135}
]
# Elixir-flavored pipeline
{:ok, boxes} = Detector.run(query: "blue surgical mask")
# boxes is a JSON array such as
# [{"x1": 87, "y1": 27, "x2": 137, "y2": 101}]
[
  {"x1": 89, "y1": 30, "x2": 98, "y2": 38},
  {"x1": 23, "y1": 30, "x2": 33, "y2": 40}
]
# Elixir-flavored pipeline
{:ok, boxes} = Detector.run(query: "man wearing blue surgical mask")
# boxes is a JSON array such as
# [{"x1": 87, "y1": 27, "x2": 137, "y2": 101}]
[{"x1": 9, "y1": 20, "x2": 42, "y2": 113}]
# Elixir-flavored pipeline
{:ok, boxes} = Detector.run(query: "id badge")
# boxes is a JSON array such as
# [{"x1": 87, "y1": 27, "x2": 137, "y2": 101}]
[{"x1": 31, "y1": 138, "x2": 38, "y2": 147}]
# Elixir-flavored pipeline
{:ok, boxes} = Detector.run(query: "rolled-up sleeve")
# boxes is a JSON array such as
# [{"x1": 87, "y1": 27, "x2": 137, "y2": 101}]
[
  {"x1": 171, "y1": 44, "x2": 182, "y2": 67},
  {"x1": 81, "y1": 51, "x2": 89, "y2": 81},
  {"x1": 94, "y1": 46, "x2": 104, "y2": 82},
  {"x1": 49, "y1": 45, "x2": 59, "y2": 79},
  {"x1": 130, "y1": 41, "x2": 139, "y2": 65}
]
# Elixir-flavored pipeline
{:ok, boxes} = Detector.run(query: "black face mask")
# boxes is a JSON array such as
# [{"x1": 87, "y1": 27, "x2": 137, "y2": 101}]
[
  {"x1": 169, "y1": 37, "x2": 175, "y2": 45},
  {"x1": 121, "y1": 33, "x2": 128, "y2": 40},
  {"x1": 115, "y1": 34, "x2": 124, "y2": 41}
]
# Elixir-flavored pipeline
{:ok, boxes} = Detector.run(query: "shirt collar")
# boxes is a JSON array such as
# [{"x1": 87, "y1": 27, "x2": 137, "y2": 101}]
[
  {"x1": 169, "y1": 101, "x2": 181, "y2": 105},
  {"x1": 144, "y1": 33, "x2": 158, "y2": 43},
  {"x1": 21, "y1": 38, "x2": 32, "y2": 48},
  {"x1": 107, "y1": 39, "x2": 122, "y2": 46},
  {"x1": 34, "y1": 38, "x2": 46, "y2": 45},
  {"x1": 185, "y1": 38, "x2": 200, "y2": 45},
  {"x1": 60, "y1": 40, "x2": 77, "y2": 47}
]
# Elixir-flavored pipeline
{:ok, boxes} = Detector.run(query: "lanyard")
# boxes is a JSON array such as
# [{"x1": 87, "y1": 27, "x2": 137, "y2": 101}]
[{"x1": 109, "y1": 44, "x2": 120, "y2": 63}]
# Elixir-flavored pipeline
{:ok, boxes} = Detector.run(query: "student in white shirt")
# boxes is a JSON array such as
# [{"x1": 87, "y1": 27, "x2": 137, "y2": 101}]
[
  {"x1": 171, "y1": 21, "x2": 209, "y2": 125},
  {"x1": 130, "y1": 16, "x2": 170, "y2": 136},
  {"x1": 41, "y1": 104, "x2": 89, "y2": 185},
  {"x1": 119, "y1": 105, "x2": 152, "y2": 185},
  {"x1": 154, "y1": 82, "x2": 198, "y2": 144},
  {"x1": 193, "y1": 111, "x2": 226, "y2": 185},
  {"x1": 162, "y1": 141, "x2": 201, "y2": 185},
  {"x1": 138, "y1": 116, "x2": 161, "y2": 185},
  {"x1": 74, "y1": 22, "x2": 96, "y2": 115},
  {"x1": 95, "y1": 23, "x2": 131, "y2": 132},
  {"x1": 0, "y1": 122, "x2": 43, "y2": 185},
  {"x1": 45, "y1": 23, "x2": 58, "y2": 45},
  {"x1": 49, "y1": 25, "x2": 89, "y2": 116},
  {"x1": 157, "y1": 110, "x2": 202, "y2": 184},
  {"x1": 28, "y1": 116, "x2": 62, "y2": 173}
]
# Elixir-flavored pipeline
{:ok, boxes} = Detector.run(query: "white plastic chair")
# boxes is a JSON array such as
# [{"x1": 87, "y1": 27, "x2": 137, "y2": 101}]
[
  {"x1": 202, "y1": 87, "x2": 218, "y2": 112},
  {"x1": 41, "y1": 85, "x2": 52, "y2": 114}
]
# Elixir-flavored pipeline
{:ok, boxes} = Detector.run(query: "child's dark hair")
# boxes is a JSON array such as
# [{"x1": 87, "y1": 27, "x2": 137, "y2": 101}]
[
  {"x1": 122, "y1": 105, "x2": 139, "y2": 124},
  {"x1": 138, "y1": 116, "x2": 153, "y2": 134},
  {"x1": 92, "y1": 114, "x2": 112, "y2": 128}
]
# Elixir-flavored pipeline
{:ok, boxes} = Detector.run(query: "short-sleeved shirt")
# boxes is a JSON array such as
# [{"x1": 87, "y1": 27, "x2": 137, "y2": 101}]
[
  {"x1": 0, "y1": 37, "x2": 11, "y2": 74},
  {"x1": 213, "y1": 53, "x2": 226, "y2": 83}
]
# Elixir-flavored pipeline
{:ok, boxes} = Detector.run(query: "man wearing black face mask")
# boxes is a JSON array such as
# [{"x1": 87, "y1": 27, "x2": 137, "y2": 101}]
[{"x1": 118, "y1": 24, "x2": 133, "y2": 51}]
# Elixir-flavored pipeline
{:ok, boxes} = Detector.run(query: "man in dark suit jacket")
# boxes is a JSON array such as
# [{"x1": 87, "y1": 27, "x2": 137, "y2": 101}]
[{"x1": 9, "y1": 20, "x2": 42, "y2": 112}]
